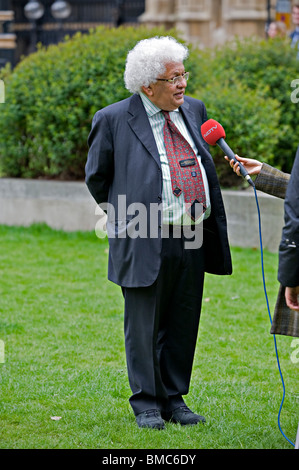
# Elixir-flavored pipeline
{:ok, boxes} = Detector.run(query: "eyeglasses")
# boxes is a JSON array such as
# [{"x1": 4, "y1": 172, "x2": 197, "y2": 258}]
[{"x1": 156, "y1": 72, "x2": 189, "y2": 85}]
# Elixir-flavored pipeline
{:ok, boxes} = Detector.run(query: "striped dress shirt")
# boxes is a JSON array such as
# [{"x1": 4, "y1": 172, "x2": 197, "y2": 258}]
[{"x1": 139, "y1": 92, "x2": 211, "y2": 225}]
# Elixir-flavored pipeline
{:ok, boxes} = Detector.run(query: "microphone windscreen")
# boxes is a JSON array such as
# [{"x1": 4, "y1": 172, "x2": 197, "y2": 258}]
[{"x1": 201, "y1": 119, "x2": 226, "y2": 146}]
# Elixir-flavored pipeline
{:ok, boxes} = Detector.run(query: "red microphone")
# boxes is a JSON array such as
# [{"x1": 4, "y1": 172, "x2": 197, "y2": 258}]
[{"x1": 201, "y1": 119, "x2": 254, "y2": 187}]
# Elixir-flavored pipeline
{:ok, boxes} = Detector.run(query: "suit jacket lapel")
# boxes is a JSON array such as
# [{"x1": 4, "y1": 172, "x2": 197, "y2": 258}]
[
  {"x1": 127, "y1": 94, "x2": 161, "y2": 168},
  {"x1": 126, "y1": 94, "x2": 211, "y2": 170}
]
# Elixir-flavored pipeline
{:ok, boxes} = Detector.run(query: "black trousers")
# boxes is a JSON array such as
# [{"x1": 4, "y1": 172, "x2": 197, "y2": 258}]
[{"x1": 122, "y1": 226, "x2": 205, "y2": 416}]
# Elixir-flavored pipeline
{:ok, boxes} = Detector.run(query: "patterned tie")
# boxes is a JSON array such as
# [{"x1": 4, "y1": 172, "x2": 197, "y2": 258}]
[{"x1": 162, "y1": 111, "x2": 206, "y2": 221}]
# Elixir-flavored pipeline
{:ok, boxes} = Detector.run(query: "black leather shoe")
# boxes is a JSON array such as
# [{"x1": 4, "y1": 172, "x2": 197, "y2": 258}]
[
  {"x1": 162, "y1": 405, "x2": 206, "y2": 426},
  {"x1": 136, "y1": 409, "x2": 165, "y2": 430}
]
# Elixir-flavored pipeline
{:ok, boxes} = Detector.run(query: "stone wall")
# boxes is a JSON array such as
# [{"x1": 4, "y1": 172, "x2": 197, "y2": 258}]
[
  {"x1": 0, "y1": 178, "x2": 285, "y2": 253},
  {"x1": 139, "y1": 0, "x2": 294, "y2": 47}
]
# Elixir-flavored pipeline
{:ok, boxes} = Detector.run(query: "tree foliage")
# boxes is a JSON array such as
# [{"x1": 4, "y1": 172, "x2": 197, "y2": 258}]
[{"x1": 0, "y1": 28, "x2": 297, "y2": 186}]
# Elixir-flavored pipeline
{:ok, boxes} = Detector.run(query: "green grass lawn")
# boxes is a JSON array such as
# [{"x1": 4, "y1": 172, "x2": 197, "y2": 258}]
[{"x1": 0, "y1": 224, "x2": 297, "y2": 449}]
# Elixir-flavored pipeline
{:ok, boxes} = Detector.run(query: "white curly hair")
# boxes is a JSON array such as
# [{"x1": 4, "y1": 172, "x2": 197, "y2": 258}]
[{"x1": 124, "y1": 36, "x2": 189, "y2": 94}]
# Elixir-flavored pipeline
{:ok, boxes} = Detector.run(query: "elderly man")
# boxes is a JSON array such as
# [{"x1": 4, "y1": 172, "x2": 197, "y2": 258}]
[{"x1": 85, "y1": 36, "x2": 232, "y2": 429}]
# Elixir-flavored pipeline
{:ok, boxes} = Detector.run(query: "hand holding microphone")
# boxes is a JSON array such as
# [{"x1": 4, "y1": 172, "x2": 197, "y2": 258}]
[
  {"x1": 201, "y1": 119, "x2": 255, "y2": 187},
  {"x1": 224, "y1": 155, "x2": 262, "y2": 177}
]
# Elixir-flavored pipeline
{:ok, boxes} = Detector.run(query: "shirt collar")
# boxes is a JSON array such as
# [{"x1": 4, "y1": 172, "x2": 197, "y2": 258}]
[{"x1": 139, "y1": 91, "x2": 179, "y2": 117}]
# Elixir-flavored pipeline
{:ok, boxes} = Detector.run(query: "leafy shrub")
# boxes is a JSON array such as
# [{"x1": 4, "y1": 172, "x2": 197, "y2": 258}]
[
  {"x1": 191, "y1": 80, "x2": 280, "y2": 187},
  {"x1": 0, "y1": 26, "x2": 177, "y2": 179},
  {"x1": 186, "y1": 37, "x2": 298, "y2": 175},
  {"x1": 0, "y1": 29, "x2": 297, "y2": 186}
]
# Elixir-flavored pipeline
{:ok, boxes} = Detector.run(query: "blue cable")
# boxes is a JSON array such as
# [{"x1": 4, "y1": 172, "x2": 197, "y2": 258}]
[{"x1": 253, "y1": 185, "x2": 295, "y2": 448}]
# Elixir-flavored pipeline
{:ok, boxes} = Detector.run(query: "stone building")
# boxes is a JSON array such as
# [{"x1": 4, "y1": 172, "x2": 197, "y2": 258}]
[
  {"x1": 0, "y1": 0, "x2": 296, "y2": 67},
  {"x1": 0, "y1": 0, "x2": 145, "y2": 66},
  {"x1": 0, "y1": 1, "x2": 16, "y2": 67},
  {"x1": 139, "y1": 0, "x2": 295, "y2": 47}
]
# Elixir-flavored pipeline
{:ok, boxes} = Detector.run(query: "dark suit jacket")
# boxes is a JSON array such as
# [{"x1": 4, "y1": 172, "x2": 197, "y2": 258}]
[
  {"x1": 85, "y1": 93, "x2": 232, "y2": 287},
  {"x1": 278, "y1": 146, "x2": 299, "y2": 287},
  {"x1": 255, "y1": 152, "x2": 299, "y2": 337}
]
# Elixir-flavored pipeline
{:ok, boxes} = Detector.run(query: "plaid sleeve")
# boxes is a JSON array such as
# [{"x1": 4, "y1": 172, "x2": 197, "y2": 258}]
[
  {"x1": 270, "y1": 284, "x2": 299, "y2": 338},
  {"x1": 255, "y1": 163, "x2": 290, "y2": 199}
]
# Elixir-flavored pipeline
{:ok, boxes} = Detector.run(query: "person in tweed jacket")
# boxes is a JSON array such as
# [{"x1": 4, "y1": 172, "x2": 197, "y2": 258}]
[{"x1": 225, "y1": 152, "x2": 299, "y2": 338}]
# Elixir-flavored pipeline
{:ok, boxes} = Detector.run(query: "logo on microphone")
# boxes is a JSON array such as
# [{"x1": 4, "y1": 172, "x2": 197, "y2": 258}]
[{"x1": 203, "y1": 125, "x2": 217, "y2": 138}]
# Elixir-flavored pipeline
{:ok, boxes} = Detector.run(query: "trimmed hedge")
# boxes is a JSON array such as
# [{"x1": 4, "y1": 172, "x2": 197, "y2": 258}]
[
  {"x1": 187, "y1": 36, "x2": 298, "y2": 182},
  {"x1": 0, "y1": 27, "x2": 297, "y2": 186},
  {"x1": 0, "y1": 26, "x2": 172, "y2": 179}
]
